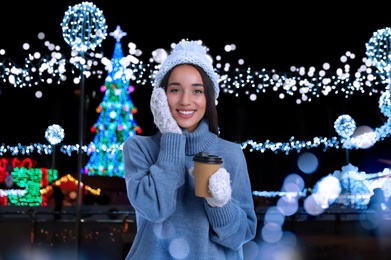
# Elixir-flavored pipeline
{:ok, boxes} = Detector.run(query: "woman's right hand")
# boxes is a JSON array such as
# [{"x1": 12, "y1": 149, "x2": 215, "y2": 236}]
[{"x1": 150, "y1": 88, "x2": 182, "y2": 134}]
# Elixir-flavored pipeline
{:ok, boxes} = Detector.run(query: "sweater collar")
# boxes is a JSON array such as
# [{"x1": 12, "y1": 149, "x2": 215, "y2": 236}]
[
  {"x1": 183, "y1": 119, "x2": 218, "y2": 155},
  {"x1": 154, "y1": 119, "x2": 218, "y2": 156}
]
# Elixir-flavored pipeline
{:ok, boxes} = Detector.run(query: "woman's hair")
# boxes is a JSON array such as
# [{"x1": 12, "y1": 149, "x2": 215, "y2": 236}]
[{"x1": 159, "y1": 64, "x2": 219, "y2": 135}]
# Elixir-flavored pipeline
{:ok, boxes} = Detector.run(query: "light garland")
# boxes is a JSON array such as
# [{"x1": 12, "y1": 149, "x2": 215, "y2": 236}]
[
  {"x1": 1, "y1": 6, "x2": 391, "y2": 157},
  {"x1": 1, "y1": 89, "x2": 390, "y2": 156},
  {"x1": 1, "y1": 3, "x2": 391, "y2": 210},
  {"x1": 0, "y1": 189, "x2": 25, "y2": 196}
]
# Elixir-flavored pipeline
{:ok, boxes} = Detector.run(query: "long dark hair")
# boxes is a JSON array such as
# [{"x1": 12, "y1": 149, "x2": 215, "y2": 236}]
[{"x1": 158, "y1": 64, "x2": 219, "y2": 135}]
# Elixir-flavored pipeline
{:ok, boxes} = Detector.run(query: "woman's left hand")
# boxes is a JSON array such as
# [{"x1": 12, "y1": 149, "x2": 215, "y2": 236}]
[{"x1": 205, "y1": 168, "x2": 232, "y2": 208}]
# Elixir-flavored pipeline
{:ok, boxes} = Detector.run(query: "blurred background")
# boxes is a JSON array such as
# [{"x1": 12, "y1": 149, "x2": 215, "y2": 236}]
[
  {"x1": 1, "y1": 1, "x2": 391, "y2": 192},
  {"x1": 1, "y1": 1, "x2": 391, "y2": 259}
]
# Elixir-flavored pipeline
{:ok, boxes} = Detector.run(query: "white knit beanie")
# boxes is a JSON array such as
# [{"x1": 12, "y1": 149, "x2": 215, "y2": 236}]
[{"x1": 154, "y1": 40, "x2": 220, "y2": 99}]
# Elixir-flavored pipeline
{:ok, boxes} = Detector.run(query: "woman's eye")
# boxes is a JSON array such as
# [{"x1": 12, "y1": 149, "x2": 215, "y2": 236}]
[{"x1": 169, "y1": 88, "x2": 180, "y2": 93}]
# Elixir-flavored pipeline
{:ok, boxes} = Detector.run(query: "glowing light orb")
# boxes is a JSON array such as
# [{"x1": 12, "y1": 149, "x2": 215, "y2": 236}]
[
  {"x1": 282, "y1": 173, "x2": 305, "y2": 192},
  {"x1": 169, "y1": 238, "x2": 190, "y2": 259},
  {"x1": 303, "y1": 194, "x2": 325, "y2": 216},
  {"x1": 61, "y1": 2, "x2": 107, "y2": 52},
  {"x1": 351, "y1": 125, "x2": 376, "y2": 149},
  {"x1": 261, "y1": 222, "x2": 283, "y2": 243},
  {"x1": 264, "y1": 206, "x2": 285, "y2": 226},
  {"x1": 334, "y1": 114, "x2": 356, "y2": 138},
  {"x1": 366, "y1": 27, "x2": 391, "y2": 75},
  {"x1": 69, "y1": 191, "x2": 77, "y2": 200},
  {"x1": 297, "y1": 152, "x2": 319, "y2": 174},
  {"x1": 152, "y1": 48, "x2": 168, "y2": 63},
  {"x1": 276, "y1": 196, "x2": 299, "y2": 216},
  {"x1": 45, "y1": 124, "x2": 65, "y2": 145}
]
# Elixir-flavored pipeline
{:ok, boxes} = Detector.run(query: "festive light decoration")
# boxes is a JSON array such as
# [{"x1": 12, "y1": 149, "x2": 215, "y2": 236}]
[
  {"x1": 1, "y1": 29, "x2": 391, "y2": 156},
  {"x1": 0, "y1": 157, "x2": 58, "y2": 206},
  {"x1": 45, "y1": 124, "x2": 65, "y2": 145},
  {"x1": 0, "y1": 157, "x2": 102, "y2": 206},
  {"x1": 82, "y1": 25, "x2": 141, "y2": 178},
  {"x1": 1, "y1": 7, "x2": 391, "y2": 209},
  {"x1": 312, "y1": 163, "x2": 391, "y2": 209},
  {"x1": 61, "y1": 2, "x2": 107, "y2": 53},
  {"x1": 334, "y1": 115, "x2": 356, "y2": 139},
  {"x1": 40, "y1": 174, "x2": 101, "y2": 198},
  {"x1": 366, "y1": 27, "x2": 391, "y2": 81},
  {"x1": 1, "y1": 5, "x2": 391, "y2": 214}
]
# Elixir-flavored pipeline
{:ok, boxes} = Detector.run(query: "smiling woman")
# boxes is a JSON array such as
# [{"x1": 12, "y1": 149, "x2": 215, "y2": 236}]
[{"x1": 122, "y1": 39, "x2": 257, "y2": 259}]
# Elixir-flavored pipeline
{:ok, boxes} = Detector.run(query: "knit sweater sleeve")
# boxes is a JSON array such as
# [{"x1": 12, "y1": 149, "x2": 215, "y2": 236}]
[
  {"x1": 204, "y1": 142, "x2": 257, "y2": 250},
  {"x1": 123, "y1": 133, "x2": 186, "y2": 222}
]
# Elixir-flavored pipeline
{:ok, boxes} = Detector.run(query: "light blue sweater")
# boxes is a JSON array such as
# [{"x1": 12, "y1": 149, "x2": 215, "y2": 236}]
[{"x1": 123, "y1": 120, "x2": 257, "y2": 259}]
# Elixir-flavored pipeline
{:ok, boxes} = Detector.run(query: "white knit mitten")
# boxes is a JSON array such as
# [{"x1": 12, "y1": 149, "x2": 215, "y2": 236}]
[
  {"x1": 188, "y1": 167, "x2": 195, "y2": 177},
  {"x1": 150, "y1": 88, "x2": 182, "y2": 134},
  {"x1": 205, "y1": 168, "x2": 232, "y2": 208}
]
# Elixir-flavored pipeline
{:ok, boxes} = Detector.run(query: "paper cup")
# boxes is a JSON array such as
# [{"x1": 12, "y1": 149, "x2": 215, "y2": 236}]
[{"x1": 193, "y1": 152, "x2": 223, "y2": 197}]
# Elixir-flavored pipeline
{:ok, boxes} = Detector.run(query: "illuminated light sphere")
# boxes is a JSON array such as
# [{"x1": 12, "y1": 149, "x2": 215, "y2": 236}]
[
  {"x1": 303, "y1": 194, "x2": 325, "y2": 216},
  {"x1": 69, "y1": 191, "x2": 77, "y2": 200},
  {"x1": 366, "y1": 27, "x2": 391, "y2": 75},
  {"x1": 249, "y1": 93, "x2": 257, "y2": 101},
  {"x1": 297, "y1": 152, "x2": 319, "y2": 174},
  {"x1": 282, "y1": 173, "x2": 305, "y2": 192},
  {"x1": 169, "y1": 238, "x2": 190, "y2": 259},
  {"x1": 35, "y1": 90, "x2": 43, "y2": 98},
  {"x1": 264, "y1": 206, "x2": 285, "y2": 226},
  {"x1": 334, "y1": 114, "x2": 356, "y2": 138},
  {"x1": 128, "y1": 85, "x2": 135, "y2": 93},
  {"x1": 61, "y1": 2, "x2": 107, "y2": 52},
  {"x1": 379, "y1": 90, "x2": 391, "y2": 117},
  {"x1": 152, "y1": 48, "x2": 168, "y2": 63},
  {"x1": 242, "y1": 241, "x2": 259, "y2": 260},
  {"x1": 276, "y1": 196, "x2": 299, "y2": 216},
  {"x1": 45, "y1": 124, "x2": 65, "y2": 145},
  {"x1": 261, "y1": 222, "x2": 283, "y2": 243},
  {"x1": 351, "y1": 125, "x2": 376, "y2": 149}
]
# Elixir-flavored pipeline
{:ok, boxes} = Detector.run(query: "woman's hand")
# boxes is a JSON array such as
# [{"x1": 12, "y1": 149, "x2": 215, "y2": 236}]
[
  {"x1": 150, "y1": 88, "x2": 182, "y2": 134},
  {"x1": 205, "y1": 168, "x2": 232, "y2": 208}
]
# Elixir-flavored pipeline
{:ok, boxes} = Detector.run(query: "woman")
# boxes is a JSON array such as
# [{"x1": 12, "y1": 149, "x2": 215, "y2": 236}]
[{"x1": 123, "y1": 40, "x2": 257, "y2": 259}]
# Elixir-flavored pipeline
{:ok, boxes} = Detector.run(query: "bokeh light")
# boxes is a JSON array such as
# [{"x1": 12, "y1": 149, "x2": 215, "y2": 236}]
[{"x1": 297, "y1": 152, "x2": 319, "y2": 174}]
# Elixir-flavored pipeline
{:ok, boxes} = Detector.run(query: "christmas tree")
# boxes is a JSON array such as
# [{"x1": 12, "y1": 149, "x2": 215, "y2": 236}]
[{"x1": 83, "y1": 25, "x2": 142, "y2": 178}]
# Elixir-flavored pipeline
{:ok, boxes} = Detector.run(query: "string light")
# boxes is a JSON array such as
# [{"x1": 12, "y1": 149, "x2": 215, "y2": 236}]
[
  {"x1": 1, "y1": 4, "x2": 391, "y2": 210},
  {"x1": 1, "y1": 96, "x2": 390, "y2": 156},
  {"x1": 1, "y1": 47, "x2": 391, "y2": 155},
  {"x1": 1, "y1": 17, "x2": 391, "y2": 157}
]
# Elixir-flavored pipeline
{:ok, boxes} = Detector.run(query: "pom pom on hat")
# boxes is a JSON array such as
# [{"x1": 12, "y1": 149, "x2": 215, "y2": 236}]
[{"x1": 154, "y1": 40, "x2": 220, "y2": 99}]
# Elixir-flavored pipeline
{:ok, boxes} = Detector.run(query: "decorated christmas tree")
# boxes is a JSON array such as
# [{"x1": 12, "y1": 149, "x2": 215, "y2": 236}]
[{"x1": 83, "y1": 25, "x2": 142, "y2": 178}]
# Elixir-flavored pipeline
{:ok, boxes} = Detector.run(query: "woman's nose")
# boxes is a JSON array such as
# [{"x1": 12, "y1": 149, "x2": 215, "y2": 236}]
[{"x1": 179, "y1": 92, "x2": 191, "y2": 105}]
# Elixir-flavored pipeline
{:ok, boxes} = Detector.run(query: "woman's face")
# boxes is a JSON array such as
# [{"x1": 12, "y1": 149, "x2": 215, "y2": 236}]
[{"x1": 166, "y1": 64, "x2": 206, "y2": 133}]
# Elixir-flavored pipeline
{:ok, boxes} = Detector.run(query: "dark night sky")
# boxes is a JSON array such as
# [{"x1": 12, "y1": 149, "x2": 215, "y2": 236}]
[{"x1": 1, "y1": 1, "x2": 391, "y2": 191}]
